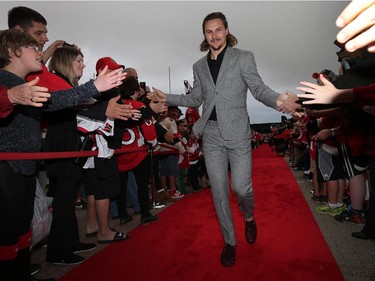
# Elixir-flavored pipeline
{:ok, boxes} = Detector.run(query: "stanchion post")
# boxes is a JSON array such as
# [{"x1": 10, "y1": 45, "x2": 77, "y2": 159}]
[{"x1": 149, "y1": 144, "x2": 156, "y2": 208}]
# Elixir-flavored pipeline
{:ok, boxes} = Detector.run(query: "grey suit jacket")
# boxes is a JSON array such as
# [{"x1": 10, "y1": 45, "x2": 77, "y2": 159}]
[{"x1": 166, "y1": 47, "x2": 280, "y2": 141}]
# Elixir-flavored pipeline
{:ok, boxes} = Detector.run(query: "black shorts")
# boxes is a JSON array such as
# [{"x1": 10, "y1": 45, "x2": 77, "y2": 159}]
[
  {"x1": 83, "y1": 157, "x2": 121, "y2": 200},
  {"x1": 159, "y1": 154, "x2": 179, "y2": 176},
  {"x1": 316, "y1": 148, "x2": 345, "y2": 182}
]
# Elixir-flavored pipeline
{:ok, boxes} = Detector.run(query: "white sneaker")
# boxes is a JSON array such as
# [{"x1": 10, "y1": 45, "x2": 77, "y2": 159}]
[
  {"x1": 170, "y1": 190, "x2": 184, "y2": 199},
  {"x1": 153, "y1": 201, "x2": 166, "y2": 209}
]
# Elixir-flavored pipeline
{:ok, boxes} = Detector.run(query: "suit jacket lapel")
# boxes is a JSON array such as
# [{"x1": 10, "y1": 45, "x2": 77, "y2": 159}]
[
  {"x1": 216, "y1": 47, "x2": 233, "y2": 86},
  {"x1": 199, "y1": 57, "x2": 215, "y2": 88}
]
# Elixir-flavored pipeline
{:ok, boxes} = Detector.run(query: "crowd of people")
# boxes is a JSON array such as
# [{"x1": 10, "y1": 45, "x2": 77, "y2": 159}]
[
  {"x1": 266, "y1": 0, "x2": 375, "y2": 248},
  {"x1": 269, "y1": 36, "x2": 375, "y2": 238},
  {"x1": 0, "y1": 6, "x2": 210, "y2": 281},
  {"x1": 1, "y1": 0, "x2": 375, "y2": 280}
]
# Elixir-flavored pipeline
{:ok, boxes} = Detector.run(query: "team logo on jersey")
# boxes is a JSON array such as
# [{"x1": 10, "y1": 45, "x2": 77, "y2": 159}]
[
  {"x1": 145, "y1": 119, "x2": 153, "y2": 126},
  {"x1": 102, "y1": 122, "x2": 113, "y2": 133},
  {"x1": 122, "y1": 128, "x2": 136, "y2": 146}
]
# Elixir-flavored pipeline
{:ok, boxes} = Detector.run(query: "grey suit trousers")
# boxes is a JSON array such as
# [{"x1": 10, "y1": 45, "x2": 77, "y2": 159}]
[{"x1": 202, "y1": 121, "x2": 254, "y2": 246}]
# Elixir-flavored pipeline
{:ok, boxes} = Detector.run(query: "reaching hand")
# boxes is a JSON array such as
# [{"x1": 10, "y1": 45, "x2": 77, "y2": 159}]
[
  {"x1": 163, "y1": 130, "x2": 174, "y2": 144},
  {"x1": 296, "y1": 75, "x2": 343, "y2": 105},
  {"x1": 277, "y1": 91, "x2": 301, "y2": 114},
  {"x1": 7, "y1": 77, "x2": 50, "y2": 107},
  {"x1": 362, "y1": 105, "x2": 375, "y2": 116},
  {"x1": 42, "y1": 40, "x2": 65, "y2": 63},
  {"x1": 147, "y1": 88, "x2": 167, "y2": 103},
  {"x1": 94, "y1": 66, "x2": 127, "y2": 92},
  {"x1": 105, "y1": 95, "x2": 141, "y2": 121},
  {"x1": 314, "y1": 129, "x2": 334, "y2": 142},
  {"x1": 149, "y1": 100, "x2": 167, "y2": 114},
  {"x1": 336, "y1": 0, "x2": 375, "y2": 52}
]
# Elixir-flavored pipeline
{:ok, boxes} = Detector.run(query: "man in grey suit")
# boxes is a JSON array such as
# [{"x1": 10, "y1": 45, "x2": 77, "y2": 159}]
[{"x1": 150, "y1": 12, "x2": 299, "y2": 266}]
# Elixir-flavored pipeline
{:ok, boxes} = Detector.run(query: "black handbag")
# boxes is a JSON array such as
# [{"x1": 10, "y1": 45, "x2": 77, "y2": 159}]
[{"x1": 74, "y1": 134, "x2": 94, "y2": 167}]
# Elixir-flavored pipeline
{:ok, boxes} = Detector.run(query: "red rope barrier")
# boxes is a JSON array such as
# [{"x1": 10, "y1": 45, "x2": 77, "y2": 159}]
[{"x1": 0, "y1": 143, "x2": 179, "y2": 160}]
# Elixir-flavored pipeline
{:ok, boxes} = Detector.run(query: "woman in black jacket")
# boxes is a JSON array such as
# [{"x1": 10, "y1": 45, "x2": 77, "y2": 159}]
[{"x1": 44, "y1": 46, "x2": 96, "y2": 265}]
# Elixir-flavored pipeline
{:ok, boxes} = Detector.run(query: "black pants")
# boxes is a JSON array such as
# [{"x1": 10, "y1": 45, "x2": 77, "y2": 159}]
[
  {"x1": 46, "y1": 176, "x2": 80, "y2": 260},
  {"x1": 152, "y1": 155, "x2": 163, "y2": 191},
  {"x1": 0, "y1": 162, "x2": 35, "y2": 280},
  {"x1": 116, "y1": 156, "x2": 152, "y2": 219},
  {"x1": 188, "y1": 162, "x2": 200, "y2": 190},
  {"x1": 0, "y1": 161, "x2": 35, "y2": 247}
]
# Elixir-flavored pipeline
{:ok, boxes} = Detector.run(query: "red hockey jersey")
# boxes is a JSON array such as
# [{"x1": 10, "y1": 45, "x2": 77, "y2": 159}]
[
  {"x1": 185, "y1": 107, "x2": 200, "y2": 125},
  {"x1": 117, "y1": 99, "x2": 157, "y2": 172}
]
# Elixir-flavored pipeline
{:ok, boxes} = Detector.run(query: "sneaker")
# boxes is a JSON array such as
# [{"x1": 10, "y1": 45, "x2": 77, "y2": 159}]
[
  {"x1": 156, "y1": 189, "x2": 169, "y2": 201},
  {"x1": 153, "y1": 201, "x2": 166, "y2": 209},
  {"x1": 167, "y1": 188, "x2": 176, "y2": 197},
  {"x1": 141, "y1": 214, "x2": 159, "y2": 225},
  {"x1": 334, "y1": 210, "x2": 366, "y2": 226},
  {"x1": 30, "y1": 263, "x2": 41, "y2": 276},
  {"x1": 316, "y1": 205, "x2": 345, "y2": 216},
  {"x1": 74, "y1": 200, "x2": 87, "y2": 209},
  {"x1": 47, "y1": 254, "x2": 85, "y2": 265},
  {"x1": 170, "y1": 190, "x2": 184, "y2": 199},
  {"x1": 303, "y1": 169, "x2": 311, "y2": 175},
  {"x1": 158, "y1": 189, "x2": 176, "y2": 202},
  {"x1": 73, "y1": 242, "x2": 96, "y2": 254}
]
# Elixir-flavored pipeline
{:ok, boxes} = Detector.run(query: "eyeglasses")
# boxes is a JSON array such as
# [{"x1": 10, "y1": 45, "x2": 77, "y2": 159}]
[{"x1": 25, "y1": 44, "x2": 41, "y2": 53}]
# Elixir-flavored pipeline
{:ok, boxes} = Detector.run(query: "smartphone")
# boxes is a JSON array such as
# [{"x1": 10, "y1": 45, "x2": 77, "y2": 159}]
[
  {"x1": 140, "y1": 82, "x2": 146, "y2": 92},
  {"x1": 63, "y1": 42, "x2": 73, "y2": 48}
]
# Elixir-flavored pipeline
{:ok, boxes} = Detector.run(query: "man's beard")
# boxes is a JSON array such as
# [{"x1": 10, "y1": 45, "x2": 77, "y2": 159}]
[
  {"x1": 209, "y1": 39, "x2": 224, "y2": 51},
  {"x1": 211, "y1": 45, "x2": 223, "y2": 51}
]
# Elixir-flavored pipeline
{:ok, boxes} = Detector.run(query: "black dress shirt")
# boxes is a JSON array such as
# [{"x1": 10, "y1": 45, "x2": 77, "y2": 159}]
[{"x1": 207, "y1": 46, "x2": 227, "y2": 121}]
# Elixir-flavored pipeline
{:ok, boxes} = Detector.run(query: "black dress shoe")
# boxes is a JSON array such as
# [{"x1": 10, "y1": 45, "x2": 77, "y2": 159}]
[
  {"x1": 245, "y1": 220, "x2": 257, "y2": 244},
  {"x1": 352, "y1": 230, "x2": 375, "y2": 240},
  {"x1": 220, "y1": 244, "x2": 236, "y2": 266}
]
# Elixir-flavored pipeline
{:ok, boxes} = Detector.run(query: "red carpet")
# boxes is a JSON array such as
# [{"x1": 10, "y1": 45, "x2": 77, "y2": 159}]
[{"x1": 60, "y1": 144, "x2": 344, "y2": 281}]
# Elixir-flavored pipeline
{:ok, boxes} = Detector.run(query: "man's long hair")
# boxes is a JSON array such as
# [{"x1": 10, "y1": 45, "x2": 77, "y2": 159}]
[{"x1": 200, "y1": 12, "x2": 238, "y2": 52}]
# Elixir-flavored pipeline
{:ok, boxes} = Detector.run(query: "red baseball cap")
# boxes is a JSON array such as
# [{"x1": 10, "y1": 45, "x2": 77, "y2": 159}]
[
  {"x1": 95, "y1": 57, "x2": 124, "y2": 73},
  {"x1": 311, "y1": 69, "x2": 336, "y2": 81}
]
